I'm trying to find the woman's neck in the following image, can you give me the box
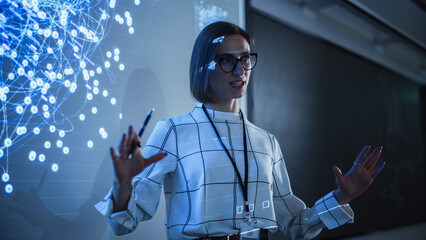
[204,100,239,113]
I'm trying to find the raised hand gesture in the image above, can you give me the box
[332,145,385,204]
[110,126,166,212]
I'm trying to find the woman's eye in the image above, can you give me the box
[220,56,233,63]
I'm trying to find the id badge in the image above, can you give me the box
[239,214,260,240]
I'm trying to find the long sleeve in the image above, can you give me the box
[271,136,354,240]
[94,120,178,235]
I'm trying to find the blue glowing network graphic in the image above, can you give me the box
[0,0,142,194]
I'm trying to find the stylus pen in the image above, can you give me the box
[128,108,154,158]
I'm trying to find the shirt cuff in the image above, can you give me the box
[314,191,354,229]
[94,188,138,231]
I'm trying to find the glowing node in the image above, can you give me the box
[79,114,86,121]
[52,164,59,172]
[87,140,94,148]
[64,80,71,87]
[0,149,3,158]
[58,39,64,45]
[114,48,120,55]
[103,90,108,97]
[2,173,9,182]
[39,154,46,162]
[29,151,37,161]
[111,98,116,105]
[34,127,40,135]
[129,27,134,34]
[63,147,69,154]
[119,64,125,71]
[114,55,119,62]
[44,112,50,118]
[92,107,98,114]
[47,47,53,54]
[47,64,53,70]
[73,46,79,52]
[37,78,44,86]
[52,31,59,39]
[44,29,52,38]
[41,88,48,94]
[106,51,112,58]
[119,113,122,119]
[56,140,63,148]
[71,29,77,37]
[8,73,15,80]
[80,61,86,69]
[16,106,24,114]
[96,67,102,74]
[5,184,13,194]
[28,70,34,77]
[24,97,32,105]
[11,51,17,58]
[42,104,49,111]
[44,83,50,90]
[44,141,51,149]
[22,60,28,66]
[93,80,99,86]
[49,96,56,104]
[87,93,93,100]
[93,87,99,95]
[33,55,39,61]
[17,67,25,76]
[104,61,110,68]
[49,125,56,133]
[135,0,140,5]
[17,126,27,135]
[89,70,95,77]
[4,138,12,147]
[59,130,65,137]
[57,73,63,79]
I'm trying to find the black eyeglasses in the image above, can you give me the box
[215,53,258,73]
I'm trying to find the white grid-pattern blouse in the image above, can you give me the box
[96,106,353,239]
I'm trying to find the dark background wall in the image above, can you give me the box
[247,10,426,239]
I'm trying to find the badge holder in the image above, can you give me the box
[239,213,260,240]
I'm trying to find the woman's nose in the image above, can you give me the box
[233,62,245,76]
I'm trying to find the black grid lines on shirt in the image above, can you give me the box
[314,194,340,226]
[225,119,239,230]
[189,112,210,236]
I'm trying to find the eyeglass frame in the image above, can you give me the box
[214,53,259,73]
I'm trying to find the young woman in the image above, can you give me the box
[96,21,384,240]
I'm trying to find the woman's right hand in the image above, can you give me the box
[110,126,167,184]
[110,126,166,212]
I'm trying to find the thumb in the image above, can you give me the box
[332,165,344,182]
[145,152,167,166]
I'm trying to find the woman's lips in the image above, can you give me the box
[230,81,245,89]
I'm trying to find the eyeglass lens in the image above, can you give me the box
[218,54,257,72]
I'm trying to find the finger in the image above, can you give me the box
[144,153,167,167]
[110,147,118,161]
[371,161,385,179]
[119,134,127,154]
[126,126,134,150]
[332,165,344,182]
[355,145,371,166]
[364,146,383,171]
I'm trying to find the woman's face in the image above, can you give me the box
[208,34,251,104]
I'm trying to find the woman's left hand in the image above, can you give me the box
[332,145,385,205]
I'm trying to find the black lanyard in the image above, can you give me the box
[202,104,250,213]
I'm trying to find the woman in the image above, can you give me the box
[96,21,384,240]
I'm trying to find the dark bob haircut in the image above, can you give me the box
[189,21,254,103]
